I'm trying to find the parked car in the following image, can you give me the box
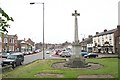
[58,51,63,56]
[34,49,41,53]
[28,51,33,54]
[1,52,24,68]
[84,53,98,58]
[1,52,13,58]
[22,52,27,55]
[55,50,62,55]
[80,52,88,57]
[60,51,71,57]
[46,51,50,54]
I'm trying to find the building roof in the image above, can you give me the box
[21,41,26,44]
[3,34,17,38]
[26,38,35,46]
[18,40,23,43]
[94,28,117,37]
[80,37,93,44]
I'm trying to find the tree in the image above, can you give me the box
[0,7,14,33]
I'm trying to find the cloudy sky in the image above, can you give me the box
[0,0,119,44]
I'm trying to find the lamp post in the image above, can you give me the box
[30,2,45,59]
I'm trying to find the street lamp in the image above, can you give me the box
[30,2,45,59]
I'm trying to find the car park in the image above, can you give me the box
[1,52,24,68]
[84,53,98,58]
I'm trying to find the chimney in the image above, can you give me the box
[117,25,120,35]
[24,38,25,41]
[82,38,84,41]
[96,32,99,34]
[117,25,120,30]
[104,29,107,32]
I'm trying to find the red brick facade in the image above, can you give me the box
[114,25,120,54]
[2,34,18,52]
[117,25,120,54]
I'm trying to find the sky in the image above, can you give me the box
[0,0,119,44]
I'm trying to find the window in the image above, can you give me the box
[9,39,12,43]
[102,36,104,40]
[9,38,14,43]
[9,46,14,51]
[4,38,8,43]
[94,39,96,43]
[106,35,107,39]
[12,39,14,43]
[94,41,96,44]
[98,38,100,42]
[102,40,104,45]
[109,34,112,40]
[109,40,112,45]
[101,36,103,45]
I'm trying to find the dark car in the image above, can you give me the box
[1,52,24,68]
[80,52,88,57]
[84,53,98,58]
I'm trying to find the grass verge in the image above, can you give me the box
[2,58,118,79]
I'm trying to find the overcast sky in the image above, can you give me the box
[0,0,119,44]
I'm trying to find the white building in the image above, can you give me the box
[87,43,93,52]
[80,35,93,52]
[93,29,117,53]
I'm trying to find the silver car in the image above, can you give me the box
[60,51,71,57]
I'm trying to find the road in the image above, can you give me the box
[23,51,54,65]
[0,51,55,73]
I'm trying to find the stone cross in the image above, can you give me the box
[72,10,81,58]
[72,10,80,42]
[65,10,85,68]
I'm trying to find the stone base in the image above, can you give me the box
[64,58,87,68]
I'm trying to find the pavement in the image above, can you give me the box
[97,53,118,58]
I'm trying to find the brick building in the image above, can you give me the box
[114,25,120,54]
[2,34,18,52]
[18,38,35,52]
[118,26,120,54]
